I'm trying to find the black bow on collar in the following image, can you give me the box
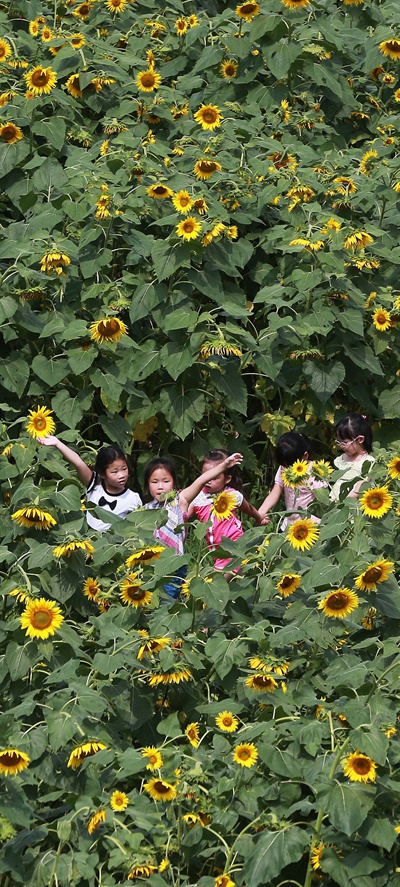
[98,496,117,510]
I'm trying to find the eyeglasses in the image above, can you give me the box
[335,438,360,447]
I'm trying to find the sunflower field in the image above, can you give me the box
[1,0,400,884]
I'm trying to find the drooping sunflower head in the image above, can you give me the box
[40,251,71,275]
[215,711,239,732]
[125,546,164,568]
[359,486,393,519]
[193,104,222,131]
[235,1,261,21]
[286,518,319,551]
[53,539,94,558]
[193,159,222,180]
[110,790,129,810]
[136,69,162,92]
[144,778,176,801]
[0,123,23,144]
[148,668,192,686]
[20,598,64,639]
[87,809,106,834]
[317,588,359,619]
[89,317,128,344]
[67,740,107,769]
[66,73,83,98]
[0,748,30,777]
[245,673,278,692]
[276,573,301,597]
[137,636,171,660]
[311,459,333,480]
[12,506,56,530]
[72,2,92,18]
[147,183,173,199]
[379,39,400,60]
[26,405,55,438]
[128,864,158,880]
[354,559,394,592]
[232,742,258,768]
[342,750,377,782]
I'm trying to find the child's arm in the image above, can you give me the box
[240,497,264,525]
[37,436,93,486]
[258,483,283,522]
[180,453,243,515]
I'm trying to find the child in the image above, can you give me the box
[258,432,327,528]
[144,452,244,594]
[38,436,142,531]
[330,414,374,501]
[187,448,262,571]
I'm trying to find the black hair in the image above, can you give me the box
[143,456,178,492]
[276,432,312,468]
[94,444,127,475]
[202,448,243,492]
[334,414,373,453]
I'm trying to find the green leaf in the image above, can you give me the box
[318,783,375,836]
[0,356,29,397]
[379,387,400,418]
[160,388,205,440]
[31,158,68,192]
[244,827,307,887]
[303,360,346,403]
[32,119,66,152]
[264,42,301,79]
[32,356,69,387]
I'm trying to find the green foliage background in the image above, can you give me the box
[0,0,400,884]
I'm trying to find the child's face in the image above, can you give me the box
[102,458,129,493]
[148,467,175,500]
[202,461,230,494]
[336,435,365,456]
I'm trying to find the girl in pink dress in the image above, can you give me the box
[258,432,327,529]
[188,449,262,571]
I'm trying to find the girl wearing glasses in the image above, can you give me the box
[331,414,374,501]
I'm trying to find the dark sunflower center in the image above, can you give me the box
[328,593,347,610]
[127,587,143,600]
[242,3,257,11]
[32,609,53,629]
[155,781,168,793]
[142,73,156,87]
[223,717,232,726]
[353,758,371,774]
[32,70,49,86]
[239,748,251,760]
[183,221,195,232]
[281,577,294,589]
[203,109,217,123]
[180,196,190,206]
[153,187,168,196]
[364,567,381,582]
[34,416,47,430]
[368,494,383,508]
[294,526,308,539]
[98,319,119,336]
[2,126,16,140]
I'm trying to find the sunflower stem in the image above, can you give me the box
[303,737,350,887]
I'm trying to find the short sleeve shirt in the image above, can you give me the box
[275,464,327,528]
[86,472,142,531]
[330,454,374,501]
[145,495,187,555]
[191,486,244,551]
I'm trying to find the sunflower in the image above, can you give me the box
[354,559,394,592]
[136,69,162,93]
[0,123,23,144]
[148,668,192,686]
[310,843,325,870]
[20,598,64,639]
[68,33,86,49]
[26,405,55,438]
[286,518,319,551]
[125,546,164,568]
[312,460,333,480]
[318,588,359,619]
[379,39,400,60]
[0,90,16,107]
[41,26,53,41]
[120,581,152,609]
[193,197,208,214]
[40,251,71,275]
[137,637,171,659]
[0,749,30,777]
[215,711,239,732]
[220,59,238,79]
[276,573,301,597]
[144,778,176,802]
[147,183,173,199]
[105,0,127,10]
[359,486,393,519]
[210,490,238,521]
[194,159,222,180]
[372,307,392,331]
[245,674,278,692]
[194,104,222,131]
[12,506,56,530]
[388,456,400,479]
[89,317,128,344]
[281,459,309,488]
[343,231,374,250]
[87,809,106,834]
[175,17,188,35]
[72,2,92,18]
[142,747,164,770]
[128,864,157,880]
[29,19,40,36]
[185,723,200,748]
[25,66,57,95]
[83,577,101,599]
[53,539,94,558]
[172,190,194,214]
[215,877,235,887]
[232,742,258,768]
[67,740,107,769]
[0,38,12,61]
[236,1,260,21]
[281,0,310,7]
[110,790,129,811]
[359,149,378,176]
[176,217,202,241]
[342,750,377,783]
